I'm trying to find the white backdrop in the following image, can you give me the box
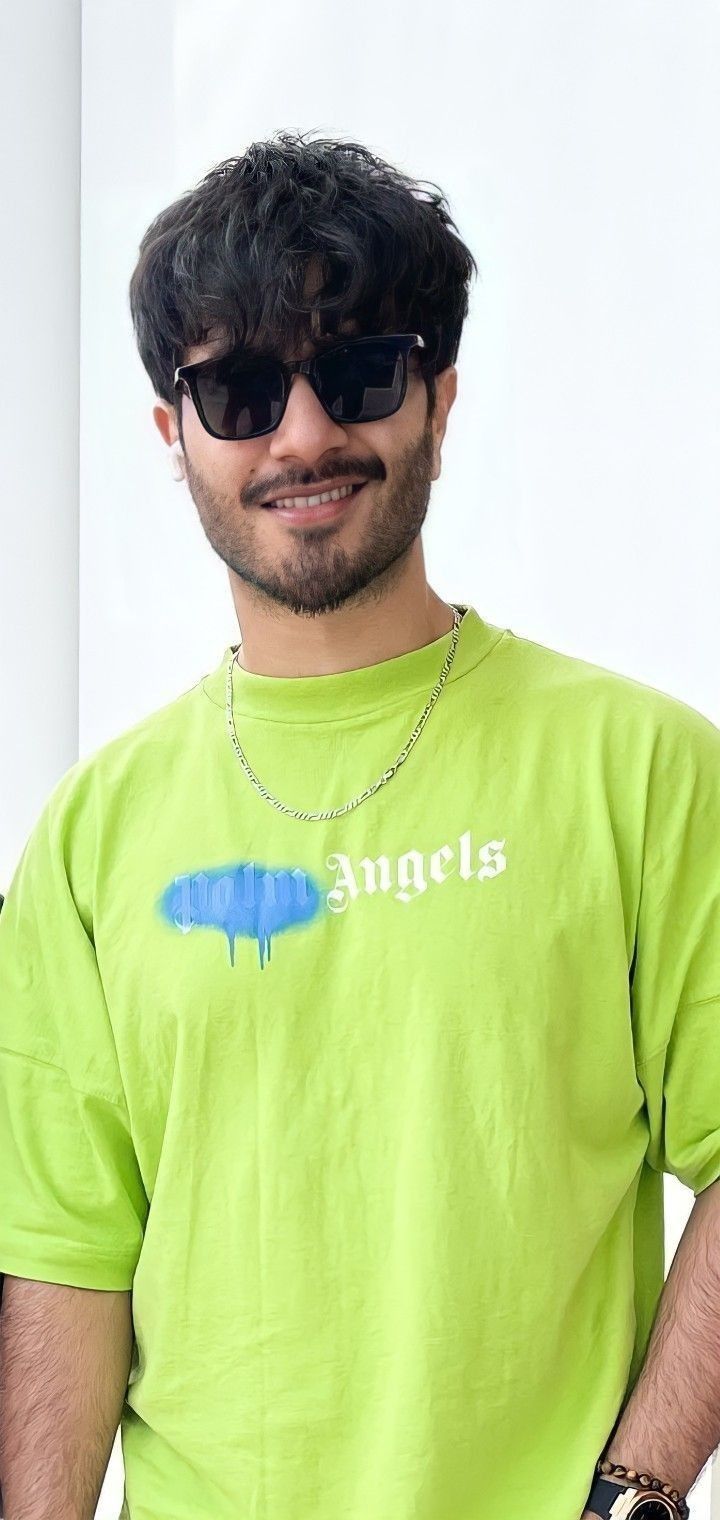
[1,1,719,1515]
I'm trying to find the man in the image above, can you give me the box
[0,130,718,1520]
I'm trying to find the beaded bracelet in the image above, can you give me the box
[597,1458,690,1518]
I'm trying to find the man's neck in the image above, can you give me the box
[232,591,456,680]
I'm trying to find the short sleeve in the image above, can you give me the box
[631,699,720,1197]
[0,776,148,1289]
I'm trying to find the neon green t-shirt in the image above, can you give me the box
[1,604,719,1520]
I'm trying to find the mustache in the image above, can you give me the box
[248,464,383,505]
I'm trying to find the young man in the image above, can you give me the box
[1,131,718,1520]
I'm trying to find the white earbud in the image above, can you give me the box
[169,441,186,481]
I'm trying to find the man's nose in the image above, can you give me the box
[267,372,348,457]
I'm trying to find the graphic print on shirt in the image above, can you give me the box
[156,828,507,970]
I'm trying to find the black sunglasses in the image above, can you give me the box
[173,332,427,442]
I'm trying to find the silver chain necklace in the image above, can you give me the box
[224,603,468,822]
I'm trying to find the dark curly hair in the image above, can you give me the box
[128,129,479,438]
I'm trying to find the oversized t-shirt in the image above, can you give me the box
[1,603,719,1520]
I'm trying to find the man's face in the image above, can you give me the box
[153,319,457,618]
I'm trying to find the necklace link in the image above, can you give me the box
[224,604,467,822]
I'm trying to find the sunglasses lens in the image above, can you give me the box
[193,340,409,440]
[317,341,405,422]
[195,355,286,440]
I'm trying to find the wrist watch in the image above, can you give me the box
[586,1473,686,1517]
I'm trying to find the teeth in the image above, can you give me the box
[269,483,358,509]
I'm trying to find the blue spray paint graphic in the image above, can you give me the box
[157,861,323,969]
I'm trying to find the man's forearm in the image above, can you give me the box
[602,1176,720,1499]
[0,1276,133,1520]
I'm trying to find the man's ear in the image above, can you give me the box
[436,364,458,423]
[152,400,179,448]
[430,365,458,478]
[152,401,186,480]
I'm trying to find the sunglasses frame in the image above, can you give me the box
[173,332,428,441]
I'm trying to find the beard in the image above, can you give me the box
[182,418,436,619]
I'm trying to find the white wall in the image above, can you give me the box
[2,1,719,1515]
[0,0,81,883]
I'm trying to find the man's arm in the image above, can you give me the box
[582,1175,720,1517]
[0,1275,133,1520]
